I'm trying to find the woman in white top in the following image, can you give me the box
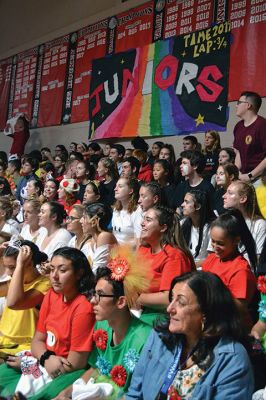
[36,201,72,259]
[112,177,142,247]
[67,204,91,253]
[20,199,47,243]
[80,202,117,274]
[223,180,266,257]
[181,190,216,266]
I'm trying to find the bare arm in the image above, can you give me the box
[96,231,117,247]
[234,149,242,170]
[6,246,44,309]
[250,320,266,340]
[32,330,89,377]
[248,157,266,179]
[137,291,169,309]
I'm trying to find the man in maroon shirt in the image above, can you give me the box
[233,91,266,182]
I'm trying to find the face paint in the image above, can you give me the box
[182,164,189,175]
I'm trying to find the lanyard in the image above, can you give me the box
[160,342,183,395]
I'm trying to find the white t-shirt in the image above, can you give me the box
[83,242,111,274]
[112,206,143,246]
[189,224,210,262]
[36,228,72,259]
[1,222,19,236]
[20,224,47,244]
[245,218,266,255]
[181,220,210,262]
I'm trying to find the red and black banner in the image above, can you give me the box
[11,47,38,121]
[7,57,17,120]
[70,20,108,123]
[114,2,154,52]
[162,0,215,39]
[38,35,70,127]
[0,57,12,130]
[228,0,266,100]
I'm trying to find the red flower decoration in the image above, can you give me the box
[93,329,108,351]
[258,276,266,294]
[108,257,129,281]
[63,181,69,188]
[168,386,182,400]
[110,365,127,387]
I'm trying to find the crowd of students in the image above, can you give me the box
[0,95,266,398]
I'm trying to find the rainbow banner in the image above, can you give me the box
[89,23,230,139]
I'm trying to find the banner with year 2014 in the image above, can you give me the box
[10,47,38,121]
[228,0,266,100]
[88,22,230,139]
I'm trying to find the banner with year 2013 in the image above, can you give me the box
[11,47,38,121]
[88,22,230,139]
[228,0,266,100]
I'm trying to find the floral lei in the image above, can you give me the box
[93,329,139,387]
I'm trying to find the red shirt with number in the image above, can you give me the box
[37,288,95,357]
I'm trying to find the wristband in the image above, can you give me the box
[39,350,56,367]
[248,172,253,180]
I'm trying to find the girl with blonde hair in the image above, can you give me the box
[223,180,266,256]
[21,199,47,243]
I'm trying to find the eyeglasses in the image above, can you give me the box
[66,216,79,222]
[236,100,249,105]
[90,289,117,302]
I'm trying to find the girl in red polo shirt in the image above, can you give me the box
[202,210,258,330]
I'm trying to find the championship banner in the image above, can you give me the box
[163,0,215,39]
[11,47,38,121]
[0,57,12,130]
[114,2,154,53]
[228,0,266,100]
[70,20,108,123]
[61,32,77,124]
[89,22,230,139]
[38,35,70,127]
[7,57,17,121]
